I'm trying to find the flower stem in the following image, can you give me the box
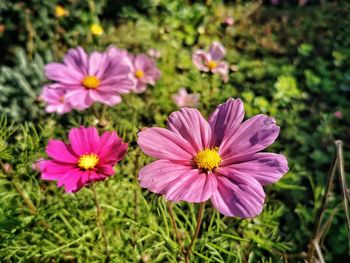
[166,201,185,254]
[335,140,350,254]
[99,105,107,127]
[184,202,206,263]
[91,184,110,262]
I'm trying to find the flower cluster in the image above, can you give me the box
[38,41,288,219]
[41,46,161,114]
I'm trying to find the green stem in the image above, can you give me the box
[167,201,185,254]
[184,202,206,263]
[91,184,110,262]
[98,105,108,128]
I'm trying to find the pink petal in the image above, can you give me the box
[192,50,210,72]
[134,54,152,71]
[164,170,217,203]
[212,61,229,83]
[139,159,217,203]
[41,87,73,114]
[106,46,129,58]
[221,153,288,185]
[139,159,192,193]
[167,108,211,152]
[88,51,105,77]
[87,90,122,106]
[209,42,226,61]
[133,81,147,93]
[63,46,88,76]
[46,140,78,163]
[219,114,280,160]
[96,164,115,176]
[99,137,128,165]
[58,168,85,193]
[88,171,107,183]
[97,131,120,152]
[211,169,265,217]
[65,89,92,110]
[100,58,132,81]
[100,77,135,94]
[45,63,83,84]
[137,127,196,161]
[209,98,244,147]
[40,160,74,180]
[68,127,100,155]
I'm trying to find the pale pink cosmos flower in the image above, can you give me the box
[129,54,161,93]
[192,42,229,83]
[39,126,128,193]
[137,98,288,218]
[2,163,12,173]
[172,88,200,108]
[40,86,73,114]
[223,17,234,26]
[106,45,129,59]
[334,111,343,119]
[44,46,135,110]
[147,48,161,59]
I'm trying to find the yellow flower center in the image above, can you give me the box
[90,24,104,36]
[55,5,67,17]
[194,148,221,171]
[78,153,99,170]
[135,69,144,79]
[82,76,100,89]
[207,60,218,70]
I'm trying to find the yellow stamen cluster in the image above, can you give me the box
[206,60,218,70]
[135,69,145,79]
[78,153,99,170]
[82,76,100,89]
[194,148,221,171]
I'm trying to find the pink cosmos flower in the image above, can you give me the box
[39,126,128,193]
[129,54,161,93]
[334,111,343,119]
[44,46,135,110]
[172,88,200,108]
[192,42,229,83]
[40,86,73,114]
[223,17,234,26]
[137,98,288,218]
[2,163,12,173]
[147,48,161,59]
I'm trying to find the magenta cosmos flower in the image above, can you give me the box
[192,41,229,83]
[128,54,161,93]
[137,98,288,218]
[40,86,73,114]
[39,126,128,193]
[44,46,135,110]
